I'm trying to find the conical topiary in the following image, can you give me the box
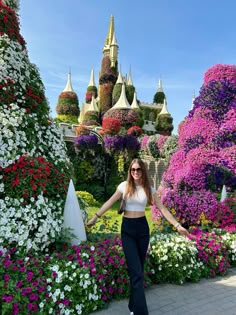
[0,0,72,251]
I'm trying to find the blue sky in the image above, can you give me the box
[19,0,236,134]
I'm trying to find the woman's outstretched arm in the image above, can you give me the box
[153,192,189,236]
[86,189,122,226]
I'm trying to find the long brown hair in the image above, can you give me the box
[126,158,152,205]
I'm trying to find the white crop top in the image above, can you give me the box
[117,181,156,212]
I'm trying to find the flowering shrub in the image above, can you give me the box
[2,155,69,200]
[0,2,71,251]
[99,83,114,113]
[76,191,99,207]
[147,135,160,159]
[104,135,124,153]
[141,136,150,151]
[127,126,143,137]
[75,125,89,136]
[74,134,99,151]
[1,229,236,314]
[191,230,230,277]
[190,80,236,122]
[204,64,236,88]
[104,108,140,128]
[124,134,140,153]
[0,1,25,47]
[160,135,178,161]
[157,64,236,226]
[102,117,121,135]
[149,233,202,284]
[56,91,80,117]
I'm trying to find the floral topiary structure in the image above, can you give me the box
[156,64,236,227]
[0,0,71,251]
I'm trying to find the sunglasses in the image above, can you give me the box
[131,167,142,173]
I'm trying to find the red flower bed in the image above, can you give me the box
[0,1,26,48]
[102,117,121,135]
[2,155,70,201]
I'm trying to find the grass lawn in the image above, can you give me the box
[87,201,155,234]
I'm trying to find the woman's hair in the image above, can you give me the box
[126,158,153,205]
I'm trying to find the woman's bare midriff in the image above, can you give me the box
[124,210,145,218]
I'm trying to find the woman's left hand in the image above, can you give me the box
[177,225,189,237]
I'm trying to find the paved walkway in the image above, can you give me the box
[92,268,236,315]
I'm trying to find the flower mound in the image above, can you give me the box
[0,1,71,251]
[204,64,236,89]
[155,64,236,226]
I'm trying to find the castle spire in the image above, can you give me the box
[88,69,96,87]
[110,31,118,67]
[127,66,133,86]
[159,98,169,115]
[103,15,115,56]
[157,78,163,92]
[112,83,130,109]
[105,15,114,46]
[131,91,139,109]
[116,69,123,84]
[87,95,99,112]
[63,71,74,92]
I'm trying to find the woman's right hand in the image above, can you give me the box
[86,216,98,227]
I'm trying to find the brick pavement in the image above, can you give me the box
[91,268,236,315]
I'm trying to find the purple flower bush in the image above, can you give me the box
[124,134,140,152]
[104,135,125,152]
[104,135,140,154]
[74,134,99,150]
[155,64,236,227]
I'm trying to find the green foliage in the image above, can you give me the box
[155,114,174,135]
[125,85,135,104]
[76,191,99,207]
[162,135,178,161]
[87,185,105,201]
[147,134,160,159]
[142,107,160,121]
[153,91,165,104]
[56,103,80,116]
[87,85,98,93]
[112,83,122,104]
[56,114,79,124]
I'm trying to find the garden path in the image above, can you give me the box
[91,268,236,315]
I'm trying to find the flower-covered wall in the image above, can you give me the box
[157,64,236,227]
[0,0,71,251]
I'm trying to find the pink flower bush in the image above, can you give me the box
[204,64,236,89]
[140,135,150,152]
[156,64,236,226]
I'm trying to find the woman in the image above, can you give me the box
[87,158,188,315]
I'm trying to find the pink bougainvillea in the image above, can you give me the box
[204,64,236,88]
[156,64,236,227]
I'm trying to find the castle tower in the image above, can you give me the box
[56,71,80,123]
[99,15,118,114]
[153,78,166,104]
[85,68,98,103]
[155,97,173,136]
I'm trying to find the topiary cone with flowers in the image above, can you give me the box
[154,64,236,228]
[0,0,71,251]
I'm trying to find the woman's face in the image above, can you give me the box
[130,162,142,182]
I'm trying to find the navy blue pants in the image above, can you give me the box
[121,216,150,315]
